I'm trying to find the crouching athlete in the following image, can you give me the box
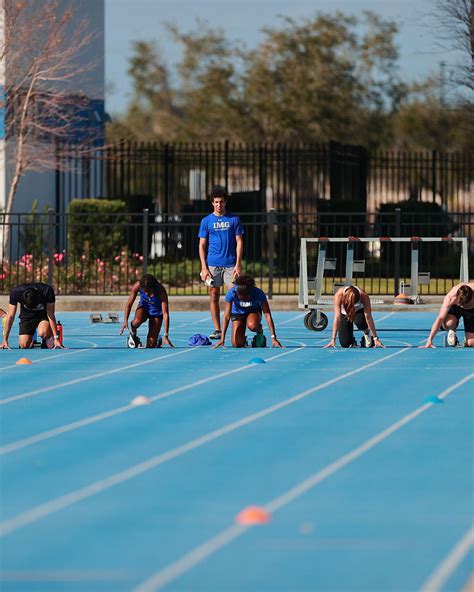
[213,275,282,348]
[422,282,474,348]
[1,282,64,350]
[324,285,384,348]
[120,274,174,348]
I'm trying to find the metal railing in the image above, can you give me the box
[55,142,474,214]
[1,211,472,296]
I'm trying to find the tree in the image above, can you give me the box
[111,12,407,147]
[0,0,99,236]
[429,0,473,93]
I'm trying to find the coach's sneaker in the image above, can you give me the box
[360,334,374,348]
[252,333,267,348]
[446,329,458,347]
[127,331,141,348]
[209,329,222,340]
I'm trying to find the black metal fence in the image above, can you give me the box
[56,142,473,215]
[1,211,472,297]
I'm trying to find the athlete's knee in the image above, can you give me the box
[442,315,458,330]
[339,336,355,348]
[247,321,261,332]
[232,335,246,348]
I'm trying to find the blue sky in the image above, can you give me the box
[105,0,460,114]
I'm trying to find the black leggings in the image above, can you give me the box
[339,309,368,348]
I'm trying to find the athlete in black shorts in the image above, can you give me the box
[423,283,474,347]
[1,282,64,350]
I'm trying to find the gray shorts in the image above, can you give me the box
[208,266,236,288]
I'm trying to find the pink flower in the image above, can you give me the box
[114,255,121,262]
[112,274,118,282]
[139,255,144,262]
[76,272,82,278]
[0,273,6,280]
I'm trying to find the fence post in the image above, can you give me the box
[267,208,276,299]
[163,143,169,213]
[142,209,149,275]
[394,207,401,296]
[224,139,229,191]
[47,209,55,286]
[432,149,437,203]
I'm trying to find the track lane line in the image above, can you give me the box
[419,525,474,592]
[0,340,312,455]
[0,348,199,405]
[133,372,474,592]
[0,347,410,537]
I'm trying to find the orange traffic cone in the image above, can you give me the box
[16,357,33,365]
[394,292,411,305]
[235,506,271,525]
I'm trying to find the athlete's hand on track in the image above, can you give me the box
[1,339,10,350]
[419,341,436,348]
[212,339,226,349]
[271,338,283,348]
[119,322,128,335]
[374,338,385,348]
[53,337,65,349]
[163,336,174,348]
[323,339,336,349]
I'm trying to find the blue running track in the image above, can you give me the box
[0,312,472,592]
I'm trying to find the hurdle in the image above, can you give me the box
[299,236,469,331]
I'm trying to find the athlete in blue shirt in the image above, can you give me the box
[213,275,282,348]
[120,274,174,348]
[198,186,244,339]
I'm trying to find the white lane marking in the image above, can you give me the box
[277,313,306,326]
[0,334,126,372]
[419,525,474,592]
[0,347,410,537]
[175,316,211,329]
[0,341,313,455]
[0,348,198,406]
[133,372,474,592]
[375,312,395,323]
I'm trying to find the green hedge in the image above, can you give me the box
[68,199,129,260]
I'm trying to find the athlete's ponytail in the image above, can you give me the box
[342,286,360,323]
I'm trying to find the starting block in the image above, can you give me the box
[90,313,120,324]
[103,313,120,324]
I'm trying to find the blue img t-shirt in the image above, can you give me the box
[225,286,267,315]
[198,212,244,267]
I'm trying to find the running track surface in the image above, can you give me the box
[0,312,472,592]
